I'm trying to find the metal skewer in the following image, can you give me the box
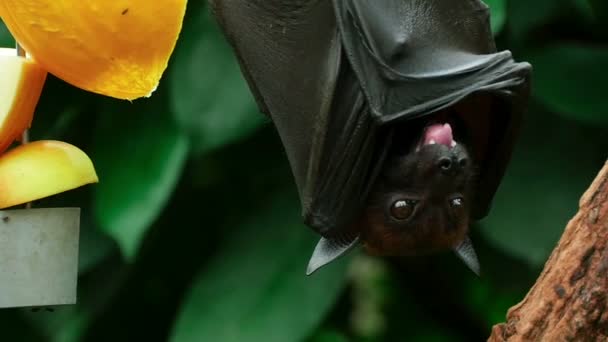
[16,42,32,209]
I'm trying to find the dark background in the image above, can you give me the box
[1,0,607,341]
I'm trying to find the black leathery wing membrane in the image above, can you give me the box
[209,0,531,274]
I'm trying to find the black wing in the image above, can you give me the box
[209,0,386,238]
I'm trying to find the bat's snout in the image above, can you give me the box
[436,149,469,176]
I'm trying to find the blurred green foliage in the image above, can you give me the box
[0,0,606,341]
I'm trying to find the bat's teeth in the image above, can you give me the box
[429,139,436,145]
[451,141,457,148]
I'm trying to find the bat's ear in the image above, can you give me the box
[306,235,359,275]
[453,236,480,276]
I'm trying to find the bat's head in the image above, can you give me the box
[307,117,481,276]
[361,121,475,256]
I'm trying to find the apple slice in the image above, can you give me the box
[0,48,47,154]
[0,140,98,208]
[0,0,186,100]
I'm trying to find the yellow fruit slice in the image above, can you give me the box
[0,0,187,100]
[0,140,99,208]
[0,48,46,154]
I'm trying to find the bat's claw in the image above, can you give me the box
[307,235,359,275]
[453,235,480,276]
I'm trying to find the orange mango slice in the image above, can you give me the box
[0,0,187,100]
[0,140,99,208]
[0,48,46,154]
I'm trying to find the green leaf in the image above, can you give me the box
[93,93,189,260]
[479,108,602,267]
[482,0,507,35]
[573,0,595,18]
[507,0,567,40]
[589,0,608,20]
[171,192,349,342]
[526,44,608,125]
[0,20,13,47]
[464,277,524,328]
[78,215,115,274]
[169,5,265,156]
[308,330,349,342]
[26,307,91,342]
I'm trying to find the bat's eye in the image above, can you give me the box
[450,197,464,207]
[390,199,417,220]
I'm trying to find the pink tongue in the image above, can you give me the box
[423,123,454,147]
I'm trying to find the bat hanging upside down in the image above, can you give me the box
[209,0,531,275]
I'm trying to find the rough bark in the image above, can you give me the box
[488,161,608,341]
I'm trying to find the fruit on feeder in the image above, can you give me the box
[0,140,99,208]
[0,0,187,100]
[0,48,46,154]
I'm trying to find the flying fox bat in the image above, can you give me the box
[209,0,531,275]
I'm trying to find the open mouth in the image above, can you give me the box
[416,122,457,152]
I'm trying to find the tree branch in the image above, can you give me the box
[489,161,608,341]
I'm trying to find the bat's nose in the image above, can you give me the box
[438,157,452,171]
[437,155,469,174]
